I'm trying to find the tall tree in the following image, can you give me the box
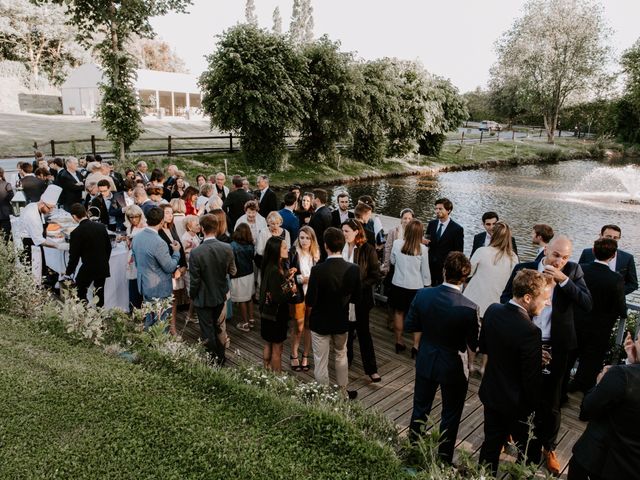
[289,0,314,44]
[491,0,610,143]
[245,0,258,26]
[272,7,282,34]
[128,36,187,72]
[46,0,192,161]
[199,24,308,170]
[615,39,640,143]
[0,0,83,86]
[297,36,363,163]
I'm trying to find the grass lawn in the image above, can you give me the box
[0,315,405,479]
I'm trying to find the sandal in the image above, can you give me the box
[290,355,302,372]
[236,322,251,332]
[301,354,311,372]
[369,373,382,383]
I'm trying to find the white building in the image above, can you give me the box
[60,63,203,118]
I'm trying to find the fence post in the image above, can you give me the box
[461,131,465,144]
[168,135,172,156]
[91,135,96,156]
[558,129,562,137]
[539,129,543,137]
[496,130,500,142]
[229,133,233,153]
[480,131,483,144]
[512,130,515,141]
[50,140,55,157]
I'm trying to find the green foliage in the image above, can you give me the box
[418,133,446,157]
[615,39,640,144]
[297,36,362,164]
[289,0,314,45]
[491,0,611,143]
[351,59,402,164]
[462,87,494,122]
[559,98,616,136]
[47,0,192,159]
[199,24,309,170]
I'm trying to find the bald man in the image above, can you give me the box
[500,235,592,474]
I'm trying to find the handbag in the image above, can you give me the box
[259,291,279,321]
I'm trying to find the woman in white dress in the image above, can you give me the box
[463,221,519,373]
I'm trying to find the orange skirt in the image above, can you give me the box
[290,302,306,320]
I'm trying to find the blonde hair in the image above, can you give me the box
[489,221,516,265]
[266,211,283,226]
[184,215,199,231]
[169,198,186,215]
[294,226,320,262]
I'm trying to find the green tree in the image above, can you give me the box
[351,59,402,165]
[289,0,314,45]
[0,0,84,86]
[128,36,188,73]
[199,25,308,170]
[46,0,192,161]
[491,0,611,143]
[272,7,282,34]
[616,39,640,143]
[462,87,493,122]
[297,36,362,163]
[245,0,258,26]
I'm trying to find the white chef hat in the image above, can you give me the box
[40,185,62,206]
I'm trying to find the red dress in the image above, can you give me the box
[185,200,196,216]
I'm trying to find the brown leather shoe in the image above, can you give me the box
[544,449,560,475]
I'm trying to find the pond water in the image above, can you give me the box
[330,159,640,275]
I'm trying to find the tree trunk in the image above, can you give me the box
[543,114,555,144]
[109,2,126,162]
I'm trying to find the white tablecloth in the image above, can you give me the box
[41,242,130,312]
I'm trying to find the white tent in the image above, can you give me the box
[60,63,203,118]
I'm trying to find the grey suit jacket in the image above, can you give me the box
[189,237,237,308]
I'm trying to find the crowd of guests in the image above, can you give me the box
[5,152,640,479]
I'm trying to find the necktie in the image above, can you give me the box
[436,222,443,240]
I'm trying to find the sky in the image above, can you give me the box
[150,0,640,93]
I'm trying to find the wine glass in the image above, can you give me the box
[542,344,552,375]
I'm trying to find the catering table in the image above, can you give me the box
[39,242,130,312]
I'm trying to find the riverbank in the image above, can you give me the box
[143,136,617,189]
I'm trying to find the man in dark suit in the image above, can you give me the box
[55,157,85,212]
[331,191,354,228]
[65,203,112,307]
[531,223,554,263]
[569,238,627,394]
[307,227,361,399]
[578,224,638,296]
[354,203,375,246]
[425,198,464,286]
[20,163,47,204]
[102,159,124,192]
[479,269,552,475]
[470,211,518,258]
[189,214,237,365]
[91,179,126,231]
[500,235,592,474]
[222,176,254,230]
[569,360,640,480]
[405,252,479,464]
[309,188,333,261]
[278,192,300,240]
[255,174,278,218]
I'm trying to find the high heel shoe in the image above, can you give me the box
[290,355,302,372]
[369,373,382,383]
[411,347,418,359]
[395,343,407,354]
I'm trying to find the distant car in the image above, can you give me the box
[478,120,502,132]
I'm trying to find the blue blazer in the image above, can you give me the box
[278,208,300,241]
[578,247,638,296]
[405,285,479,385]
[131,228,180,300]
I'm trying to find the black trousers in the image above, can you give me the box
[409,373,467,465]
[570,327,611,393]
[567,456,604,480]
[429,261,444,286]
[195,304,226,365]
[76,278,106,308]
[479,405,540,476]
[347,302,378,375]
[535,346,569,451]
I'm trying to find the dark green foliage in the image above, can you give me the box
[199,24,309,170]
[615,40,640,144]
[418,133,446,157]
[297,36,362,164]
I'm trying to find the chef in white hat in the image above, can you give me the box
[20,184,64,264]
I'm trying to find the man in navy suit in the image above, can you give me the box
[578,224,638,296]
[425,198,464,286]
[478,269,552,475]
[531,223,554,263]
[470,211,518,258]
[500,235,592,474]
[277,192,300,241]
[405,252,479,464]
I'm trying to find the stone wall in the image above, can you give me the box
[18,94,62,114]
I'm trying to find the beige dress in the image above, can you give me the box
[463,246,518,317]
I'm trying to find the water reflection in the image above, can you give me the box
[332,160,640,267]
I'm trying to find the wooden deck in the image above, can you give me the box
[176,304,586,478]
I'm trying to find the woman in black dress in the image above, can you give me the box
[259,236,296,372]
